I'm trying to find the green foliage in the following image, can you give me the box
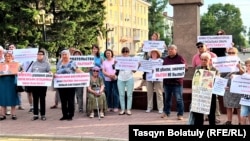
[148,0,170,44]
[0,0,105,56]
[200,3,246,48]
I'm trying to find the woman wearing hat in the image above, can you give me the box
[87,66,107,118]
[56,49,83,121]
[145,48,164,114]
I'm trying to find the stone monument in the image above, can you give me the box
[169,0,204,78]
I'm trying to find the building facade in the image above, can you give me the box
[99,0,151,55]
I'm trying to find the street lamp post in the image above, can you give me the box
[34,9,54,42]
[105,24,114,50]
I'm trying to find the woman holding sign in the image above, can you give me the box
[191,52,220,125]
[223,47,244,125]
[134,32,162,91]
[29,50,51,121]
[145,48,164,114]
[56,49,83,121]
[116,47,135,115]
[0,52,20,120]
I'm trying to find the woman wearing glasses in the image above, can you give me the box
[223,47,244,125]
[30,50,51,121]
[116,47,135,115]
[87,66,107,118]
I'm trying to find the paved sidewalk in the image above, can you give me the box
[0,88,232,141]
[0,72,232,141]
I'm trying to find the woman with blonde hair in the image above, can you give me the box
[223,47,244,125]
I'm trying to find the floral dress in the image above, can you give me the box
[87,77,107,115]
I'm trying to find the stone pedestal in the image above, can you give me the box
[169,0,204,65]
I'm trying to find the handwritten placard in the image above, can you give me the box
[212,76,228,96]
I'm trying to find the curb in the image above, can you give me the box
[0,134,128,141]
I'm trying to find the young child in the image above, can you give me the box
[240,58,250,125]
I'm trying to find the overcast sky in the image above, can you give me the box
[166,0,250,29]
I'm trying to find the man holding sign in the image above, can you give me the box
[161,44,187,120]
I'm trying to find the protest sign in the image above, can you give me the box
[197,35,232,48]
[54,73,90,88]
[0,62,20,75]
[152,64,185,79]
[191,69,216,114]
[70,55,95,67]
[115,57,139,71]
[212,56,240,73]
[212,76,228,96]
[17,72,53,86]
[230,74,250,95]
[143,41,165,52]
[138,59,163,72]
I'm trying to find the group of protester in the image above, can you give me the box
[0,29,250,125]
[189,29,250,125]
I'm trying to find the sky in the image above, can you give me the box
[166,0,250,29]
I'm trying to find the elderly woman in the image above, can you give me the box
[87,66,107,118]
[0,52,20,120]
[56,49,82,121]
[30,50,51,121]
[145,48,164,114]
[223,47,244,125]
[191,52,220,125]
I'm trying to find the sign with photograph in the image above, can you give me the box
[191,69,216,114]
[0,62,20,75]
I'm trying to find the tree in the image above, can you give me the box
[148,0,170,44]
[200,3,246,48]
[0,0,105,56]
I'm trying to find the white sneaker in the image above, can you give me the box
[158,111,163,114]
[89,112,94,118]
[145,109,151,113]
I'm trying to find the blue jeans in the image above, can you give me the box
[163,85,184,116]
[104,80,119,108]
[117,78,134,110]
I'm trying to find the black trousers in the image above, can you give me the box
[58,88,75,118]
[193,94,216,125]
[31,86,47,116]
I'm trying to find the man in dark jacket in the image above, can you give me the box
[161,44,188,120]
